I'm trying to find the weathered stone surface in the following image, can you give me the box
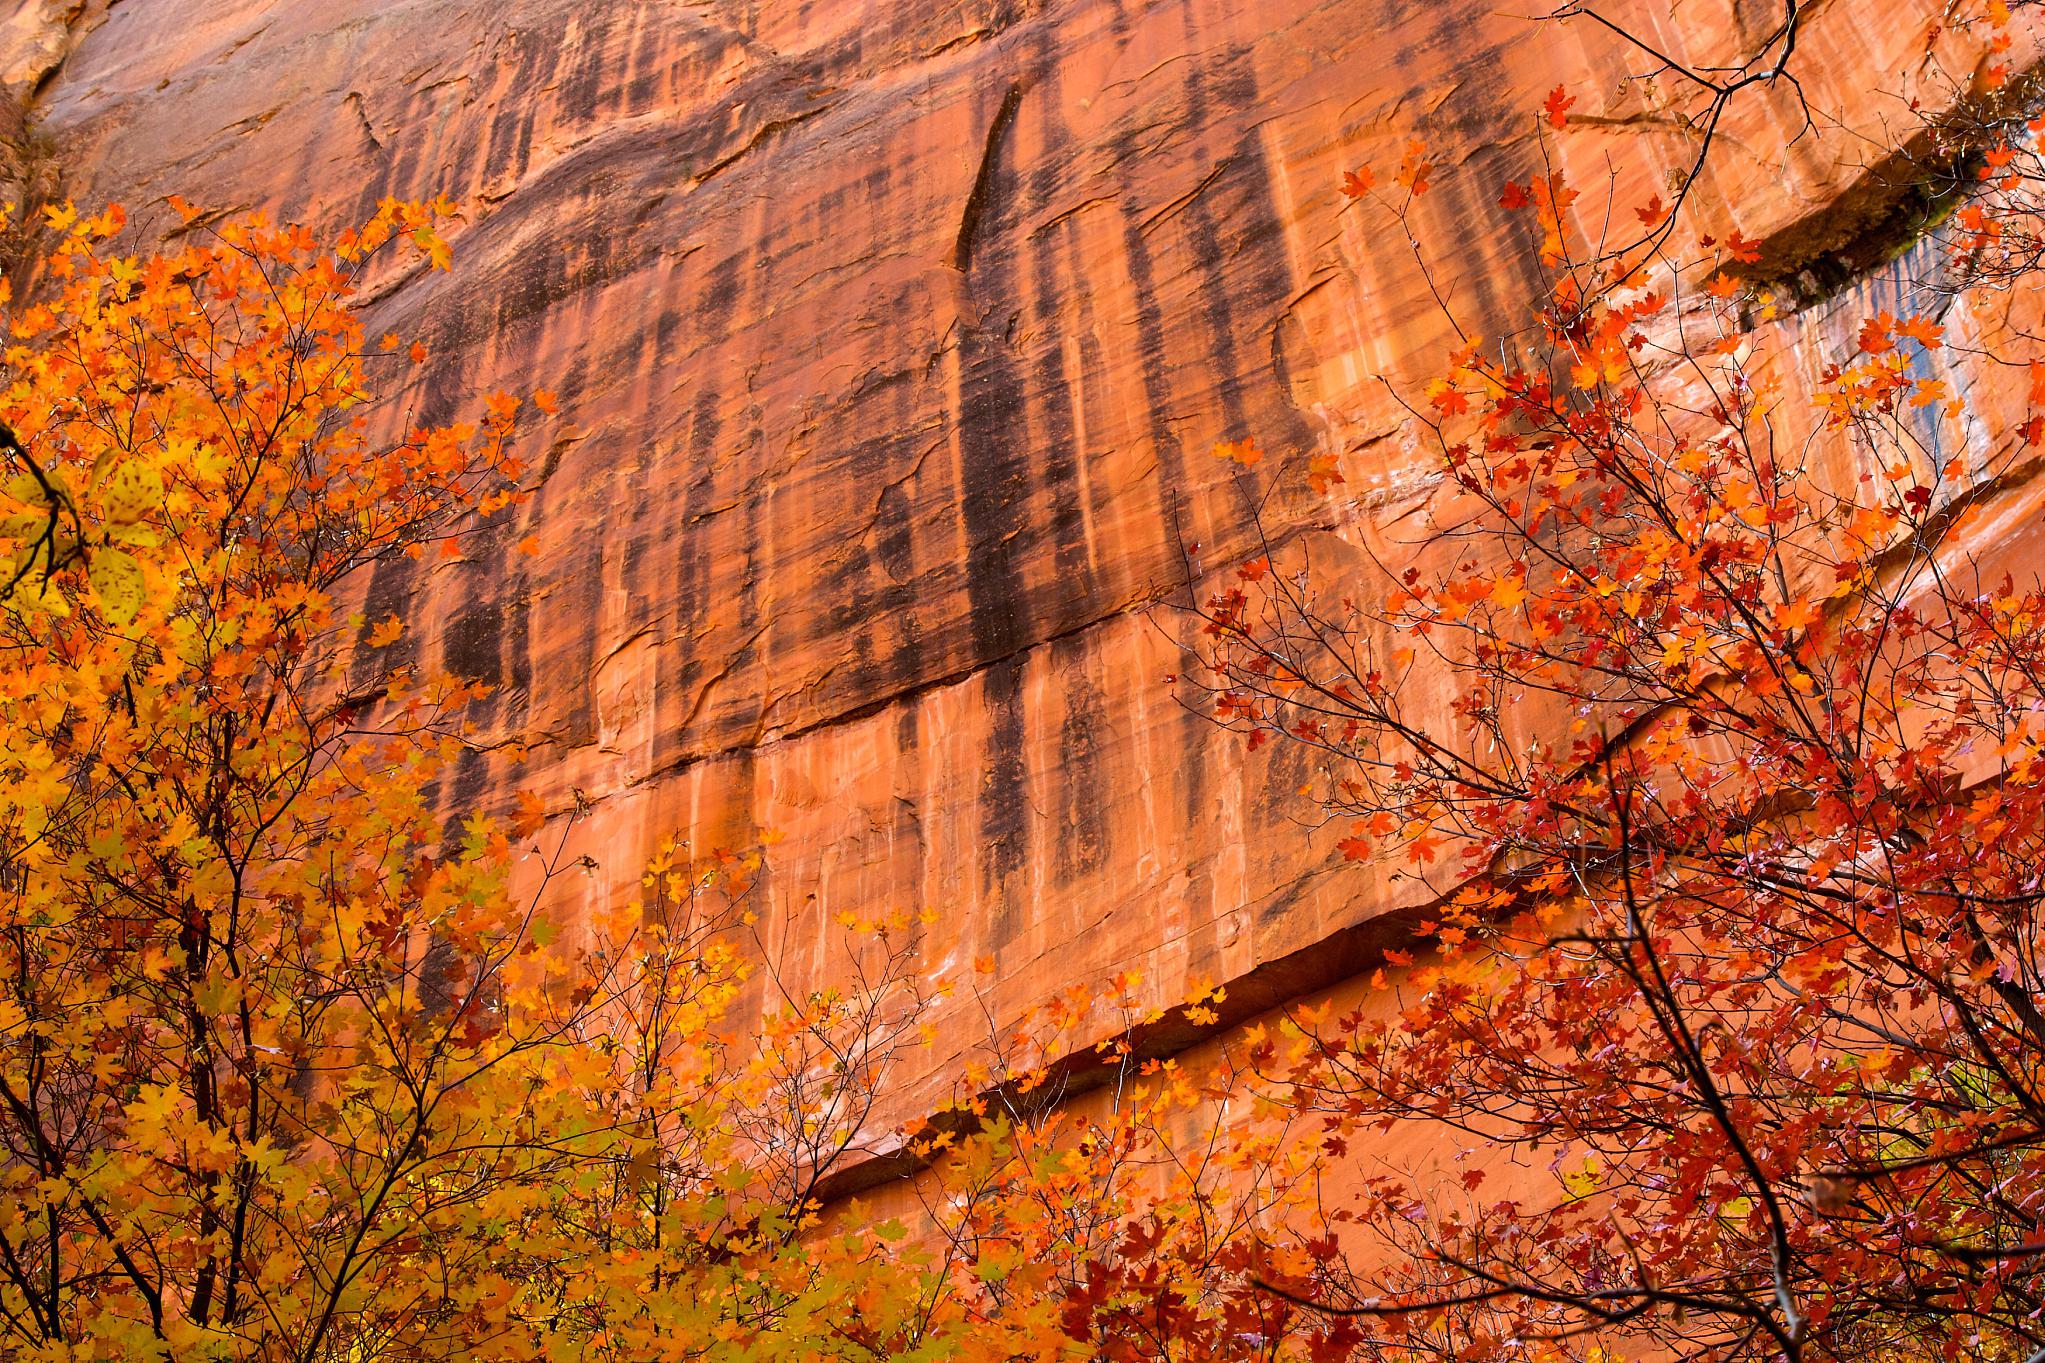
[9,0,2041,1129]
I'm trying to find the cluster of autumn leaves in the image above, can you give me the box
[6,6,2045,1358]
[1190,8,2045,1354]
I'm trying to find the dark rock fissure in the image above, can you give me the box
[950,81,1025,273]
[1734,64,2045,315]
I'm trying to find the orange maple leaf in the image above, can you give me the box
[512,790,549,838]
[1898,316,1944,349]
[1859,313,1898,354]
[1396,140,1435,197]
[1307,452,1345,495]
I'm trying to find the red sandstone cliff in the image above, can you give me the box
[3,0,2038,1136]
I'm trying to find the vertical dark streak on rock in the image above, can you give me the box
[444,599,505,689]
[654,246,742,772]
[951,81,1025,273]
[950,75,1036,938]
[1053,637,1107,883]
[1013,26,1107,888]
[848,366,927,721]
[980,653,1030,944]
[1156,16,1228,983]
[535,348,604,752]
[558,13,606,129]
[729,224,777,746]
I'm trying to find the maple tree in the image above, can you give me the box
[1191,7,2045,1359]
[0,196,972,1362]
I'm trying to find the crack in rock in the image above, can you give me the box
[950,80,1024,273]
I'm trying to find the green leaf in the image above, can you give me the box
[87,547,144,625]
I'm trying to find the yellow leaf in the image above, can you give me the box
[101,461,163,526]
[105,521,158,548]
[87,548,144,626]
[369,615,405,648]
[9,573,68,618]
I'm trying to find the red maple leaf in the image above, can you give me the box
[1543,85,1576,129]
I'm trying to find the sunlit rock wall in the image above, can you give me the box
[6,0,2039,1136]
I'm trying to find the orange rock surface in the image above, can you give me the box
[5,0,2039,1140]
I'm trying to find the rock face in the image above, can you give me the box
[8,1,2040,1128]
